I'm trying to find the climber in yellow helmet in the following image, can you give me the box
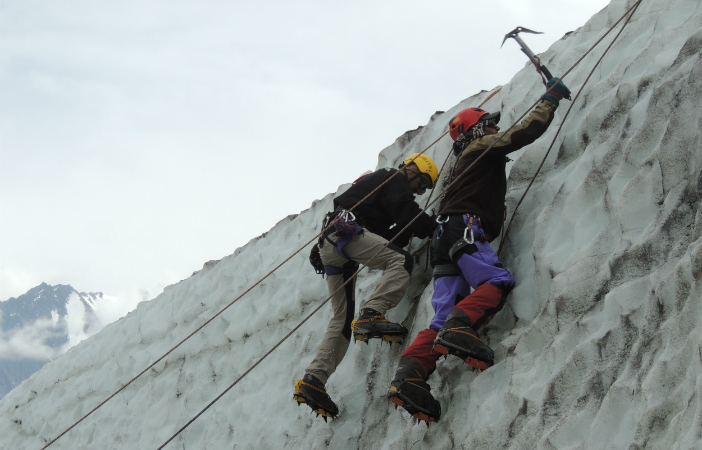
[294,153,439,421]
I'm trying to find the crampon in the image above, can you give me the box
[388,379,440,424]
[293,375,338,422]
[433,327,494,370]
[351,309,408,344]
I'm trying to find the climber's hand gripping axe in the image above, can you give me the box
[501,27,553,86]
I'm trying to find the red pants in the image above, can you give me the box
[402,283,503,377]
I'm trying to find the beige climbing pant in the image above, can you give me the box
[305,229,413,384]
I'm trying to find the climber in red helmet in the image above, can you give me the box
[388,78,571,423]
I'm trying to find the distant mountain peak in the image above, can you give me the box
[0,283,106,398]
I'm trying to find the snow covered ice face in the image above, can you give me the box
[2,0,702,448]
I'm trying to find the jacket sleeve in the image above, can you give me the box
[460,100,557,159]
[380,176,436,240]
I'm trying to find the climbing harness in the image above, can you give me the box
[318,209,364,274]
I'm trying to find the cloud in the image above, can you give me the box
[90,289,149,326]
[0,294,103,361]
[0,310,65,361]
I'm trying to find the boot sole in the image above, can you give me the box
[387,387,439,423]
[293,381,337,421]
[351,319,407,343]
[433,341,491,370]
[353,333,405,343]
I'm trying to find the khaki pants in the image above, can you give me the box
[305,230,413,384]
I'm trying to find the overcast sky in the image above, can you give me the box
[0,0,610,322]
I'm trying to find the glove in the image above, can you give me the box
[544,77,571,106]
[309,244,325,275]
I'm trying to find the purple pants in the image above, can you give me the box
[429,215,514,330]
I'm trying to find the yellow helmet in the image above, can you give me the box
[402,153,438,185]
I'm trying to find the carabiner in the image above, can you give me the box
[463,226,475,244]
[436,215,449,224]
[463,216,475,244]
[337,209,355,223]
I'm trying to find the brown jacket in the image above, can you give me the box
[439,100,557,239]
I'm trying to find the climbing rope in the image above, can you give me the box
[41,3,643,448]
[497,0,642,256]
[156,3,644,438]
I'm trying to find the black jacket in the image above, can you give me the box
[334,168,435,248]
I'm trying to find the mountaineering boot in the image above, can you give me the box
[388,357,441,423]
[433,309,494,370]
[351,308,408,343]
[293,374,338,421]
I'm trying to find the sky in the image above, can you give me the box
[0,0,610,323]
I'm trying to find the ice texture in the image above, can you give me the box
[1,0,701,448]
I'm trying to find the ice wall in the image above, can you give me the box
[1,0,701,448]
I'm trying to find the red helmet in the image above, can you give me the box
[448,108,500,141]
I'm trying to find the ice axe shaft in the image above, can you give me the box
[502,27,553,82]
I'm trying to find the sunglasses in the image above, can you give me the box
[482,119,498,129]
[417,174,433,194]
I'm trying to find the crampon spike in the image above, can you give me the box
[323,416,328,423]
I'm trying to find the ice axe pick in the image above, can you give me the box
[501,27,553,85]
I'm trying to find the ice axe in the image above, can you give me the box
[501,27,553,85]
